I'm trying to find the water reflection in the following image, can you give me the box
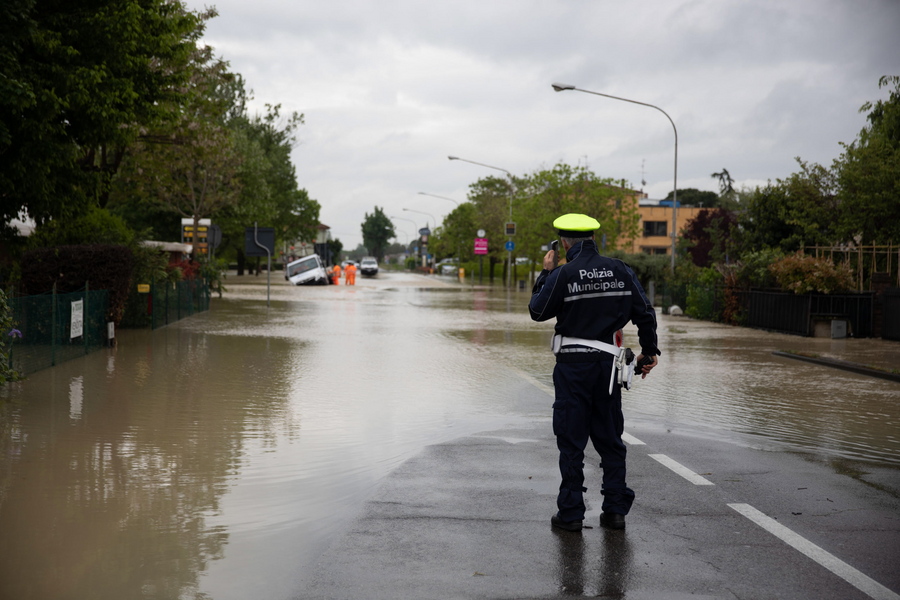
[0,326,297,600]
[552,528,633,597]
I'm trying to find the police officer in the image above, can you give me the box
[529,213,660,531]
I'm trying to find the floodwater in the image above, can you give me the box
[1,270,898,600]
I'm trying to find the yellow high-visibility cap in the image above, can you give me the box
[553,213,600,236]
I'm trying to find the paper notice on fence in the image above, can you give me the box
[71,300,84,339]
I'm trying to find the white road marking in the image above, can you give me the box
[622,432,645,445]
[728,503,900,600]
[513,368,555,397]
[649,454,714,485]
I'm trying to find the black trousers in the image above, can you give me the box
[552,359,635,522]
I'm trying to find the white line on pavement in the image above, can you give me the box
[648,454,715,485]
[512,368,555,397]
[728,503,900,600]
[622,432,645,445]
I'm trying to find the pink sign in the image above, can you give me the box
[474,238,488,255]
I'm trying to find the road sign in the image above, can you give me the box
[245,227,275,257]
[477,229,486,237]
[505,222,516,236]
[474,238,488,255]
[505,240,515,251]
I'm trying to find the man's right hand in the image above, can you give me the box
[543,249,557,271]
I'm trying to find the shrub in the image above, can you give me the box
[28,207,135,248]
[0,289,21,383]
[734,248,786,289]
[684,267,723,320]
[768,252,855,294]
[20,245,135,323]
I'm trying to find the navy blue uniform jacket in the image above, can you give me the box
[528,239,660,362]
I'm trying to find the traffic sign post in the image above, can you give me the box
[474,235,488,284]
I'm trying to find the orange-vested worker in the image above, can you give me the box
[345,263,357,285]
[332,264,342,285]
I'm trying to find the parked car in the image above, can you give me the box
[359,257,379,276]
[436,258,459,276]
[285,254,329,285]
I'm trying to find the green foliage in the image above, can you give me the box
[200,258,228,298]
[0,0,211,224]
[0,288,21,383]
[681,208,738,267]
[28,207,135,248]
[663,188,720,208]
[428,202,477,261]
[606,251,671,289]
[431,163,640,274]
[361,207,395,261]
[834,75,900,245]
[683,267,723,320]
[518,164,639,262]
[768,252,855,294]
[733,248,786,288]
[738,159,840,253]
[20,245,135,323]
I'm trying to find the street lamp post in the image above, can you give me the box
[402,208,437,268]
[551,83,678,272]
[448,156,516,287]
[391,215,419,265]
[419,192,463,267]
[417,192,460,206]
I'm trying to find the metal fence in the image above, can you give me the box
[883,288,900,341]
[5,287,110,376]
[120,279,210,330]
[733,290,874,337]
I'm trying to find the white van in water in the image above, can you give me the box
[285,254,329,285]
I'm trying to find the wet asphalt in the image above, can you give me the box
[297,375,900,600]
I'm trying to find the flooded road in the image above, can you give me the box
[1,270,898,600]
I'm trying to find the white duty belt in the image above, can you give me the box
[551,334,635,394]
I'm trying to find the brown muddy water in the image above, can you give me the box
[1,270,898,600]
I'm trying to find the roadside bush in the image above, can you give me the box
[608,251,671,290]
[28,207,135,248]
[768,252,855,294]
[20,245,135,323]
[734,248,785,289]
[0,289,20,383]
[684,267,723,320]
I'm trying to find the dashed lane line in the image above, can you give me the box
[648,453,715,485]
[621,432,645,445]
[729,503,900,600]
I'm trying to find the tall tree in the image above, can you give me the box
[681,208,738,267]
[428,202,477,261]
[711,168,735,196]
[361,207,395,261]
[835,75,900,245]
[738,160,839,253]
[0,0,210,225]
[663,188,720,208]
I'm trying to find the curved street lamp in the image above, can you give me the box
[402,207,437,230]
[448,155,516,287]
[417,192,460,206]
[552,83,678,272]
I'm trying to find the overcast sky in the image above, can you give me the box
[185,0,900,249]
